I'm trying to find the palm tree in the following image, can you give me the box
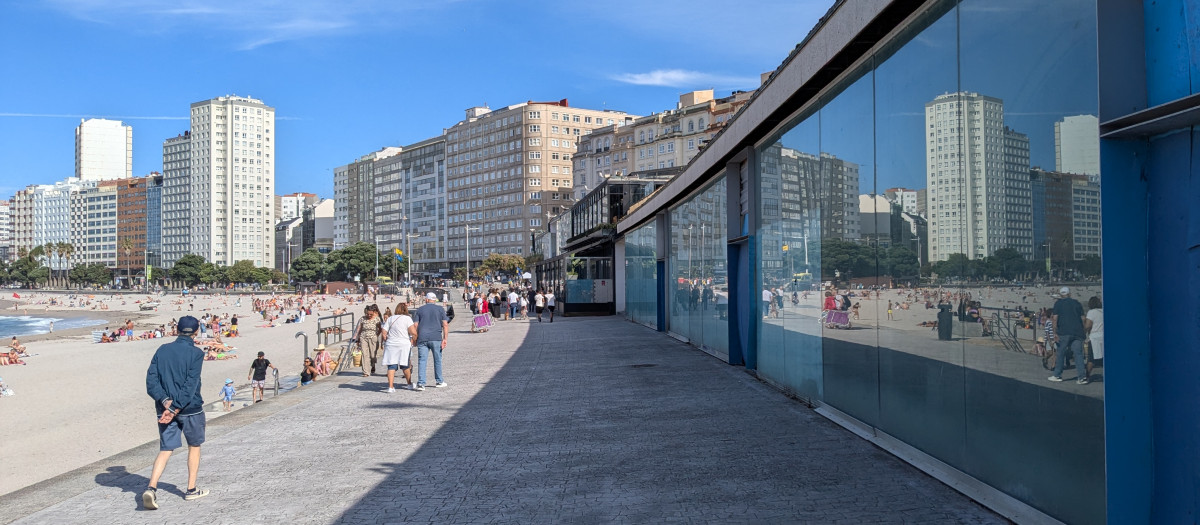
[57,242,74,289]
[119,237,134,289]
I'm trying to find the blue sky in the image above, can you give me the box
[0,0,833,199]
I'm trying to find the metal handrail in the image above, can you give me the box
[317,312,356,347]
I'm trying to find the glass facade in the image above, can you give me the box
[755,2,1103,523]
[667,177,729,360]
[624,221,657,327]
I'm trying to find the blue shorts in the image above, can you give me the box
[158,412,206,451]
[387,364,400,371]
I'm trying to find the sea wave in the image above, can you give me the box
[0,315,107,337]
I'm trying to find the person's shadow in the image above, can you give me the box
[94,466,182,511]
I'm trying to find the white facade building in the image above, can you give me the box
[75,118,133,182]
[924,92,1031,261]
[69,180,119,268]
[1055,114,1100,178]
[883,188,921,216]
[0,200,11,261]
[161,96,276,268]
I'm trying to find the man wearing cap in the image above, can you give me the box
[1049,287,1090,384]
[143,315,208,509]
[411,292,450,391]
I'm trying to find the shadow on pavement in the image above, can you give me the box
[330,317,1002,524]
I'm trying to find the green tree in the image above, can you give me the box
[225,260,258,284]
[290,248,327,283]
[197,262,223,285]
[170,254,207,286]
[70,263,113,286]
[988,247,1026,280]
[1074,254,1102,278]
[326,242,377,281]
[119,237,135,288]
[933,253,971,279]
[885,246,920,279]
[820,239,873,281]
[478,253,525,277]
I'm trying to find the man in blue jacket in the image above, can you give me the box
[142,315,208,509]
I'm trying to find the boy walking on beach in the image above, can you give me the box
[248,351,275,403]
[142,315,209,509]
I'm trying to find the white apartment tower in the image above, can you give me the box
[1055,115,1100,178]
[924,92,1031,261]
[75,118,133,181]
[162,96,276,268]
[445,100,629,264]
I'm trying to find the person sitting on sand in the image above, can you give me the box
[2,349,25,366]
[9,337,27,355]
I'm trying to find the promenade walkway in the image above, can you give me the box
[4,315,1002,524]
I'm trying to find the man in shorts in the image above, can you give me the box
[143,315,208,509]
[248,351,275,403]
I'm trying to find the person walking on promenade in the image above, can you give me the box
[411,292,449,391]
[356,305,383,376]
[248,351,275,402]
[1049,287,1090,384]
[380,303,417,392]
[545,289,557,322]
[508,289,520,320]
[142,315,209,509]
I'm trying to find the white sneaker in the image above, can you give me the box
[414,385,425,391]
[387,387,395,393]
[1047,375,1063,382]
[434,382,448,388]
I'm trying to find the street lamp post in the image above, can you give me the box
[406,232,419,285]
[285,241,297,285]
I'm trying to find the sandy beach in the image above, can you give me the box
[0,290,406,496]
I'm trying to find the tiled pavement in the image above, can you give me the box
[3,315,1004,524]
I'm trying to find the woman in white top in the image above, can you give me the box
[545,291,557,322]
[380,303,418,393]
[1085,296,1104,362]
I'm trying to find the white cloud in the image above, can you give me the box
[611,69,759,90]
[40,0,445,49]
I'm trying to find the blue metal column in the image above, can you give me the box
[1100,0,1200,521]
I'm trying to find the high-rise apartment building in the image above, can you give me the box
[115,175,162,281]
[70,180,119,270]
[333,147,401,248]
[883,188,921,216]
[924,92,1031,261]
[275,192,320,223]
[445,100,629,264]
[374,137,448,276]
[161,96,276,268]
[145,174,163,270]
[0,200,11,262]
[32,181,78,271]
[1055,114,1100,177]
[1003,127,1034,258]
[160,131,191,267]
[11,189,34,258]
[75,118,133,181]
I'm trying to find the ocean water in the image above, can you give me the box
[0,315,107,337]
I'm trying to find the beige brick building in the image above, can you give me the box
[444,100,630,264]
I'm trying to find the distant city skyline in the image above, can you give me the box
[0,1,828,199]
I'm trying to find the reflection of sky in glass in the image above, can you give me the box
[783,0,1098,193]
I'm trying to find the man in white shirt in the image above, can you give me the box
[545,291,557,322]
[507,290,520,319]
[762,288,773,319]
[535,291,546,322]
